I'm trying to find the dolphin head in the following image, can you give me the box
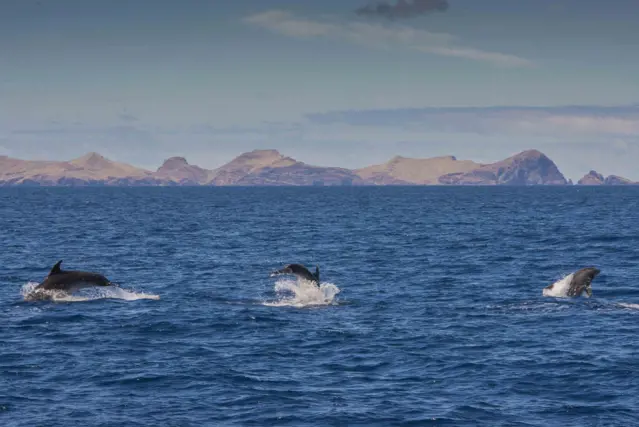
[582,267,600,297]
[270,264,319,284]
[271,265,293,277]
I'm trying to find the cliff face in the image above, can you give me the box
[438,150,568,185]
[155,157,212,185]
[233,164,362,186]
[355,155,480,185]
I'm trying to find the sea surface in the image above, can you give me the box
[2,187,639,426]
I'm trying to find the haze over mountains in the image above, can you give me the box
[0,149,636,186]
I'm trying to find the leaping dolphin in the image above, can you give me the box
[543,267,601,298]
[34,260,117,293]
[271,263,320,285]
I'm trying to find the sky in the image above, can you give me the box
[1,0,639,180]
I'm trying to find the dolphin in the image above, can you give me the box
[271,263,320,285]
[543,267,601,298]
[34,260,117,293]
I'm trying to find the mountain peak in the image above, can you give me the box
[71,152,113,169]
[158,157,190,170]
[252,149,281,155]
[356,154,480,185]
[208,149,299,185]
[66,152,150,178]
[513,149,544,159]
[389,155,406,163]
[577,170,605,185]
[76,152,105,161]
[227,149,295,167]
[155,156,210,184]
[604,175,635,185]
[439,149,567,185]
[240,149,284,160]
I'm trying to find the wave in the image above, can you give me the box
[489,297,639,315]
[540,273,639,311]
[21,282,160,302]
[615,302,639,310]
[262,278,340,308]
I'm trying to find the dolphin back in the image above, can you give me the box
[37,262,112,290]
[273,264,319,283]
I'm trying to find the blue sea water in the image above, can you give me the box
[2,187,639,426]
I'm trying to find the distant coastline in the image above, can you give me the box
[1,149,637,187]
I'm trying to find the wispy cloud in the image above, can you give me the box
[243,10,533,68]
[307,105,639,137]
[356,0,450,19]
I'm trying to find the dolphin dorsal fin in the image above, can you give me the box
[49,260,63,276]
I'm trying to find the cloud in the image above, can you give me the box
[243,10,533,68]
[356,0,449,19]
[5,108,639,180]
[244,11,335,39]
[307,105,639,137]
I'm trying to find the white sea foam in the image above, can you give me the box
[542,273,579,298]
[21,282,160,302]
[263,278,340,308]
[616,302,639,310]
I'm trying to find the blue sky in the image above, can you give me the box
[1,0,639,180]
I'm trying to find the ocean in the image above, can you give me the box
[2,186,639,426]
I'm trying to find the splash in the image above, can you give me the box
[542,273,579,298]
[263,278,340,308]
[21,282,160,302]
[616,302,639,310]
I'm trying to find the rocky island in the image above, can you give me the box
[438,150,568,185]
[0,149,632,187]
[355,155,480,185]
[577,170,638,185]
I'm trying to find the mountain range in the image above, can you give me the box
[0,149,636,186]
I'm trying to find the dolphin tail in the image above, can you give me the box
[314,265,320,284]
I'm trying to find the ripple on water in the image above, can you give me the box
[2,187,639,426]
